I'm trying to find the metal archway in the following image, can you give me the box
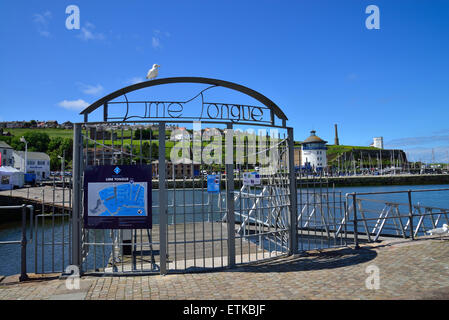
[72,77,297,276]
[79,77,288,126]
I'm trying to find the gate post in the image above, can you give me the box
[71,123,82,269]
[158,122,168,275]
[287,127,298,254]
[225,123,235,267]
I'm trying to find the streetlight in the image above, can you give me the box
[58,151,65,181]
[20,136,28,173]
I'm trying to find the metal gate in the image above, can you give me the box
[71,77,297,275]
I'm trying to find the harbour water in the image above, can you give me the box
[1,184,448,276]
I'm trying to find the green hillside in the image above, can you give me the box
[6,128,73,139]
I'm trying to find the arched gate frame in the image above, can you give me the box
[72,77,298,275]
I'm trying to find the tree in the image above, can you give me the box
[49,151,62,171]
[140,141,158,161]
[48,137,73,170]
[59,138,73,161]
[48,137,63,152]
[9,136,25,151]
[15,131,50,152]
[134,128,153,140]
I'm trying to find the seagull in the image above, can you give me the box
[426,224,449,238]
[146,64,160,80]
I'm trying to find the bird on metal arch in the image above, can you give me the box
[146,64,160,80]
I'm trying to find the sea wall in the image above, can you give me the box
[307,174,449,187]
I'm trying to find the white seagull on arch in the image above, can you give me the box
[146,64,160,80]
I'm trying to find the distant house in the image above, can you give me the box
[13,151,50,180]
[45,120,58,128]
[89,127,117,140]
[0,141,14,167]
[170,128,192,141]
[37,122,46,128]
[6,121,25,128]
[62,121,74,129]
[152,159,201,178]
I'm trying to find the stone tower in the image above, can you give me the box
[334,124,340,146]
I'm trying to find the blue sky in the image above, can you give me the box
[1,0,448,162]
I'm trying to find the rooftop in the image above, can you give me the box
[13,151,50,161]
[0,141,13,149]
[302,130,327,144]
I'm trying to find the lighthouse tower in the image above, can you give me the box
[301,130,328,171]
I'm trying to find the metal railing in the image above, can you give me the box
[0,204,34,281]
[344,188,449,248]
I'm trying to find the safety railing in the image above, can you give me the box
[344,188,449,248]
[0,204,34,281]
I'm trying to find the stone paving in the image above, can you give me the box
[0,236,448,300]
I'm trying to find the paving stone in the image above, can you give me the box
[1,238,448,300]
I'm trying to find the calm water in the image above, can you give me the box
[1,184,448,276]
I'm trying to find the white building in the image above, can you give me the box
[301,130,327,171]
[0,141,14,167]
[370,137,384,149]
[170,128,192,141]
[0,166,24,190]
[13,151,50,180]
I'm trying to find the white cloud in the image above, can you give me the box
[77,22,105,41]
[152,36,161,48]
[33,11,52,37]
[57,99,89,111]
[77,83,104,95]
[151,29,170,49]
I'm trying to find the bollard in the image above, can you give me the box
[19,205,29,282]
[353,193,359,249]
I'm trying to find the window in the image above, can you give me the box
[38,161,46,165]
[27,160,35,165]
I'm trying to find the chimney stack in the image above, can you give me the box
[334,124,340,145]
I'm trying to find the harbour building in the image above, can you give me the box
[0,141,14,167]
[301,130,328,171]
[13,151,50,181]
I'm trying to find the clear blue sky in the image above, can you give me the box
[1,0,448,162]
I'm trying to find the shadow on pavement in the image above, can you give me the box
[232,247,377,273]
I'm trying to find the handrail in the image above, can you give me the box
[0,204,34,281]
[345,187,449,197]
[344,188,449,246]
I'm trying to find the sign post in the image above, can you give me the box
[207,174,221,194]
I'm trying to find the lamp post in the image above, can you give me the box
[20,136,28,173]
[58,151,65,181]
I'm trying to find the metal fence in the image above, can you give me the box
[4,168,449,278]
[296,173,349,251]
[344,188,449,247]
[0,205,34,281]
[68,121,296,275]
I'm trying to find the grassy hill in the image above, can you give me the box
[3,128,390,166]
[6,128,73,139]
[326,145,380,164]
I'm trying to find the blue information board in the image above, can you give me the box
[83,165,152,229]
[207,174,220,194]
